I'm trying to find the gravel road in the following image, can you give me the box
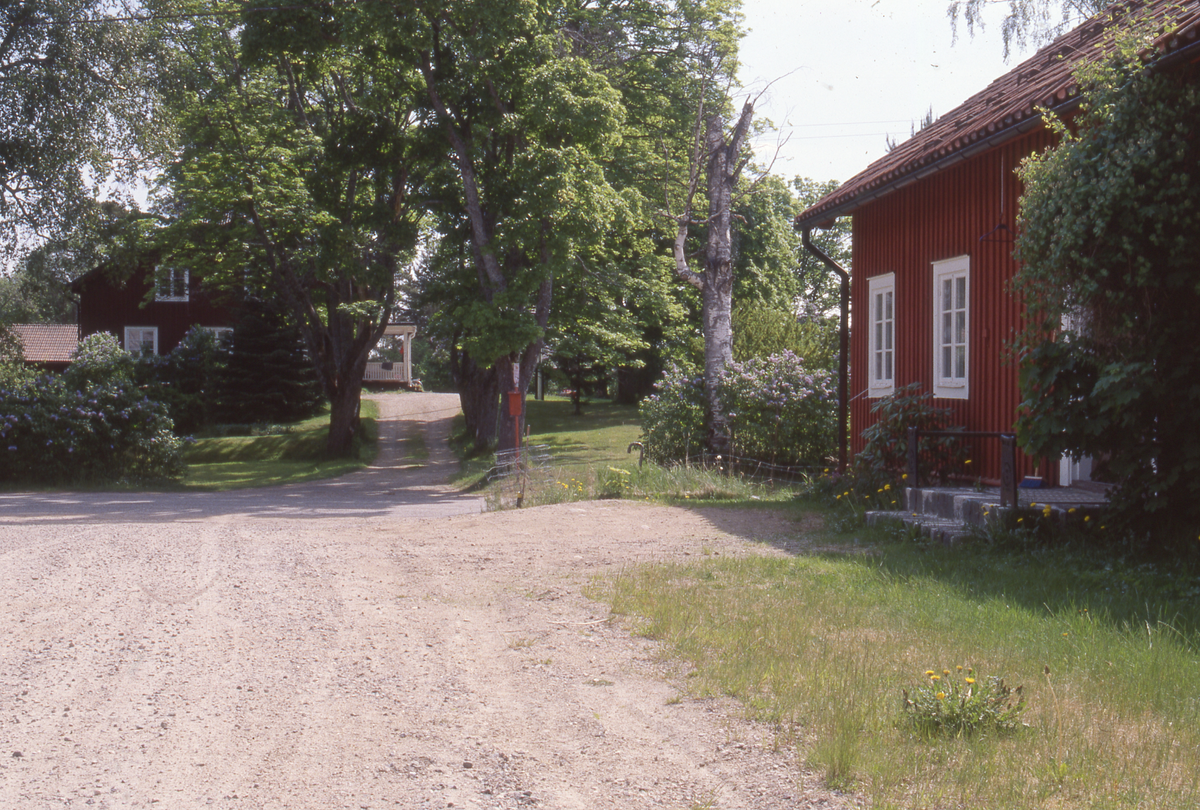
[0,393,852,810]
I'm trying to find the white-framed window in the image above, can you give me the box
[200,326,233,345]
[932,255,970,399]
[154,266,189,302]
[124,326,158,356]
[867,273,896,397]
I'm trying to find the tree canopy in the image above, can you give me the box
[0,0,152,250]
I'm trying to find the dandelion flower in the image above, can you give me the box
[943,669,951,676]
[965,459,972,465]
[901,473,908,480]
[965,677,975,685]
[956,666,963,671]
[925,670,936,677]
[930,675,941,681]
[936,692,946,701]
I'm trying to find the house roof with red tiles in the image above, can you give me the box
[795,0,1200,230]
[11,324,79,365]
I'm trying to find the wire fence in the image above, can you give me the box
[485,441,820,507]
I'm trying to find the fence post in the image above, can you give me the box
[1000,434,1017,508]
[907,426,920,488]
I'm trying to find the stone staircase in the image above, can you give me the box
[866,483,1111,544]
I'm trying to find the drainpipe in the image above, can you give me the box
[801,228,850,473]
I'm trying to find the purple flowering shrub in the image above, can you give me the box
[0,334,184,484]
[639,352,837,468]
[719,351,836,468]
[638,363,707,464]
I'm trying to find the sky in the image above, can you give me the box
[736,0,1042,185]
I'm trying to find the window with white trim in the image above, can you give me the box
[932,255,970,399]
[867,273,896,397]
[124,326,158,355]
[200,326,233,345]
[155,266,189,302]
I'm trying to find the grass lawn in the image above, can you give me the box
[595,499,1200,809]
[179,400,379,490]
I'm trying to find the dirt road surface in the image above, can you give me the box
[0,393,852,810]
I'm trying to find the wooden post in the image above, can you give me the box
[907,426,920,488]
[1000,434,1017,508]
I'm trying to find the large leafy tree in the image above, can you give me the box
[0,0,151,250]
[399,0,633,453]
[156,5,423,456]
[1014,38,1200,548]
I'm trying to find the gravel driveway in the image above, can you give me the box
[0,393,851,809]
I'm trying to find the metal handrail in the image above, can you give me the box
[906,427,1018,508]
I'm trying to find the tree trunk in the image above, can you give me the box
[326,375,364,457]
[700,102,752,456]
[454,349,500,452]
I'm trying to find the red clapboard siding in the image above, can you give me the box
[848,129,1057,485]
[75,266,234,355]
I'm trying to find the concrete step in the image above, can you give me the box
[866,510,973,545]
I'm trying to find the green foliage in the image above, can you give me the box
[1014,36,1200,548]
[791,176,851,316]
[0,334,184,484]
[0,323,34,388]
[135,328,226,434]
[854,382,963,490]
[220,299,324,425]
[732,303,836,368]
[0,1,154,249]
[902,667,1026,739]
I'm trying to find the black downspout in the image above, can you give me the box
[801,228,850,473]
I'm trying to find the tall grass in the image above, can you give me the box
[598,532,1200,808]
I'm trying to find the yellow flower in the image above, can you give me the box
[942,669,951,676]
[965,677,975,685]
[930,674,941,681]
[1084,515,1091,522]
[956,665,963,671]
[936,692,946,701]
[883,484,891,491]
[925,670,936,677]
[1068,507,1077,514]
[901,473,908,480]
[964,459,972,465]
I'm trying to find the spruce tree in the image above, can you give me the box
[220,299,324,424]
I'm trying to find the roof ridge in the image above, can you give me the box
[795,0,1200,229]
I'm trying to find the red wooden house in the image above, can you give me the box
[796,0,1200,487]
[70,263,235,356]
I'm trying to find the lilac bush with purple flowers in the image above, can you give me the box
[0,334,184,484]
[639,352,836,468]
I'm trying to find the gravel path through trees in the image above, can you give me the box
[0,393,852,809]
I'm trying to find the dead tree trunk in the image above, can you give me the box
[666,99,754,456]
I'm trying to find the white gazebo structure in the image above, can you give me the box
[363,322,418,387]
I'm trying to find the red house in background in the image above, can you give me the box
[796,0,1200,488]
[70,263,235,356]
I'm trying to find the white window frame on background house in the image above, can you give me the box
[867,273,896,397]
[200,326,233,345]
[155,266,189,302]
[932,255,970,399]
[124,326,158,355]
